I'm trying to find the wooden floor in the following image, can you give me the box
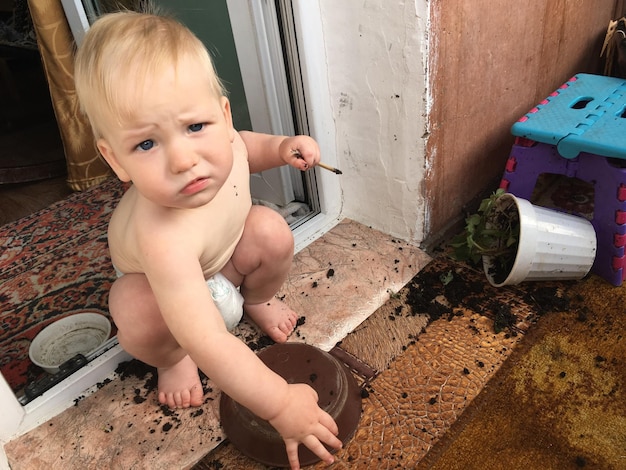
[0,176,72,227]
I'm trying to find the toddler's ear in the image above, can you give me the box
[221,96,236,142]
[97,139,131,182]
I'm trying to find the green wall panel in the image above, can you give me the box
[155,0,253,130]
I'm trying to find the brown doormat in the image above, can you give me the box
[419,275,626,470]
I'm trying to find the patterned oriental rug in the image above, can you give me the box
[0,178,125,394]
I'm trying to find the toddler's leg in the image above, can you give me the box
[223,205,298,342]
[109,274,204,408]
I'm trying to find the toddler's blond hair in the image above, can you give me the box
[74,11,225,139]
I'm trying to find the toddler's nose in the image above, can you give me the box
[168,141,198,173]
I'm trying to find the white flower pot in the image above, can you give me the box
[483,193,597,287]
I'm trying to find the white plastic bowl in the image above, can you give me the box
[29,312,111,374]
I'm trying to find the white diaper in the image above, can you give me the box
[113,266,244,331]
[206,272,245,331]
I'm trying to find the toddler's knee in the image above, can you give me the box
[108,274,158,323]
[263,220,294,257]
[253,208,293,250]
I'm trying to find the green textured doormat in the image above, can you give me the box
[419,274,626,470]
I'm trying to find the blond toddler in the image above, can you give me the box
[74,11,341,469]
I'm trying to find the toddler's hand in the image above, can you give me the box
[280,135,321,172]
[268,383,342,470]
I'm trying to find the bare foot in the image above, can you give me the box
[245,297,298,343]
[157,354,204,408]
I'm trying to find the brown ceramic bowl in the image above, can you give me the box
[220,342,362,467]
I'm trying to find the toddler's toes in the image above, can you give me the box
[278,318,296,341]
[159,391,175,409]
[189,383,204,407]
[244,298,298,343]
[271,326,288,343]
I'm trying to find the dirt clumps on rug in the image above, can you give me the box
[196,256,576,469]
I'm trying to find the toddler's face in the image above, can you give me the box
[96,58,235,209]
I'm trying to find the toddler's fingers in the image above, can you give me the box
[302,435,336,466]
[289,149,308,170]
[319,409,340,436]
[289,148,319,171]
[316,423,342,451]
[285,440,301,470]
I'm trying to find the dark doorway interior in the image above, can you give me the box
[0,1,66,186]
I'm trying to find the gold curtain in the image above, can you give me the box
[27,0,111,191]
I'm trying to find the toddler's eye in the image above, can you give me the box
[189,123,204,133]
[137,140,154,151]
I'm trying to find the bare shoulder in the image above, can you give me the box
[108,188,203,274]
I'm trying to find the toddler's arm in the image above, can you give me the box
[187,320,342,469]
[144,246,340,469]
[239,131,320,174]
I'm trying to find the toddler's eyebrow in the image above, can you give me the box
[121,124,156,139]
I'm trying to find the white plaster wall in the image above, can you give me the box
[318,0,429,242]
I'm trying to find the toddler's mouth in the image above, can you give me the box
[182,177,210,195]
